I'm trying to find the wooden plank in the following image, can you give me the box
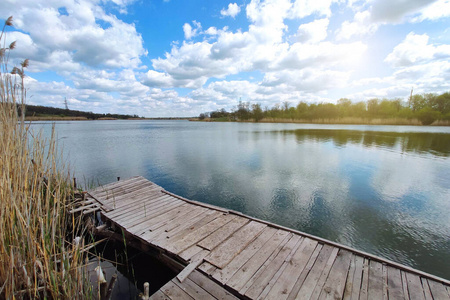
[89,176,146,195]
[189,271,238,300]
[177,251,208,283]
[147,204,199,232]
[148,290,169,300]
[427,279,450,300]
[343,254,360,300]
[165,214,237,254]
[205,221,267,269]
[286,243,323,300]
[142,207,210,242]
[107,194,177,222]
[382,264,388,300]
[121,200,184,230]
[92,181,159,205]
[359,258,370,300]
[401,271,410,300]
[265,237,319,300]
[242,233,299,299]
[130,203,193,236]
[421,278,434,300]
[406,272,426,300]
[174,278,216,300]
[179,245,206,262]
[386,266,405,299]
[211,227,278,284]
[154,211,223,249]
[160,280,194,300]
[318,249,353,300]
[188,270,239,300]
[295,246,339,300]
[197,216,249,251]
[367,260,384,299]
[198,261,218,275]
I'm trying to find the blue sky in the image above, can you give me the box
[1,0,449,117]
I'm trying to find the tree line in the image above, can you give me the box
[199,92,450,125]
[21,104,141,120]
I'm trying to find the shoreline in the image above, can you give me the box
[192,117,450,126]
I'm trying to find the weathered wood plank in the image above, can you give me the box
[155,211,223,249]
[166,214,237,254]
[177,250,209,283]
[286,243,323,300]
[205,221,267,269]
[148,289,169,300]
[130,203,193,236]
[160,280,195,300]
[386,266,405,299]
[104,193,172,219]
[179,245,206,262]
[342,254,361,300]
[367,260,384,299]
[146,204,199,231]
[421,277,434,300]
[189,270,239,300]
[143,208,210,242]
[295,246,339,300]
[318,249,352,300]
[242,233,299,299]
[406,272,426,300]
[197,216,249,251]
[359,258,370,300]
[198,261,218,275]
[118,197,183,226]
[265,237,319,300]
[108,195,178,222]
[427,279,450,300]
[211,227,278,284]
[173,277,215,300]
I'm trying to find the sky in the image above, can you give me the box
[1,0,450,117]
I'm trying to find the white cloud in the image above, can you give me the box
[336,10,378,40]
[183,21,202,40]
[221,3,241,18]
[290,0,336,19]
[296,18,329,43]
[370,0,434,23]
[385,32,450,67]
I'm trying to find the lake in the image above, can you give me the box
[32,120,450,280]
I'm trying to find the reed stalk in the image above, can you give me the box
[0,17,92,299]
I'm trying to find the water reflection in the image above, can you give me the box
[280,129,450,157]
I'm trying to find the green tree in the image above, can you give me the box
[251,103,264,122]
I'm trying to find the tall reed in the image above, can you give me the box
[0,17,92,298]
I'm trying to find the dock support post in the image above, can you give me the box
[142,282,149,300]
[117,177,120,181]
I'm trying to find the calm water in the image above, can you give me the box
[33,120,450,279]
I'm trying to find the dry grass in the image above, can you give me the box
[1,18,92,299]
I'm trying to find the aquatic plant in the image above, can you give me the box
[0,17,92,298]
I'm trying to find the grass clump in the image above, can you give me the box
[0,17,93,299]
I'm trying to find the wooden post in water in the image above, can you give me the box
[117,177,120,181]
[73,177,77,189]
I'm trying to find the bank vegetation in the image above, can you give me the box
[199,93,450,126]
[1,17,93,298]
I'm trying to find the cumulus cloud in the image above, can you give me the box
[370,0,434,23]
[183,21,202,39]
[385,32,450,67]
[336,10,378,40]
[296,18,329,43]
[221,3,241,18]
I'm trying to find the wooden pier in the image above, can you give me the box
[86,176,450,299]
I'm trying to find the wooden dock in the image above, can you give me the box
[87,176,450,299]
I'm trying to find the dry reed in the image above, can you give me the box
[0,17,92,299]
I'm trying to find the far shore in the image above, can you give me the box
[25,116,450,126]
[191,117,450,126]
